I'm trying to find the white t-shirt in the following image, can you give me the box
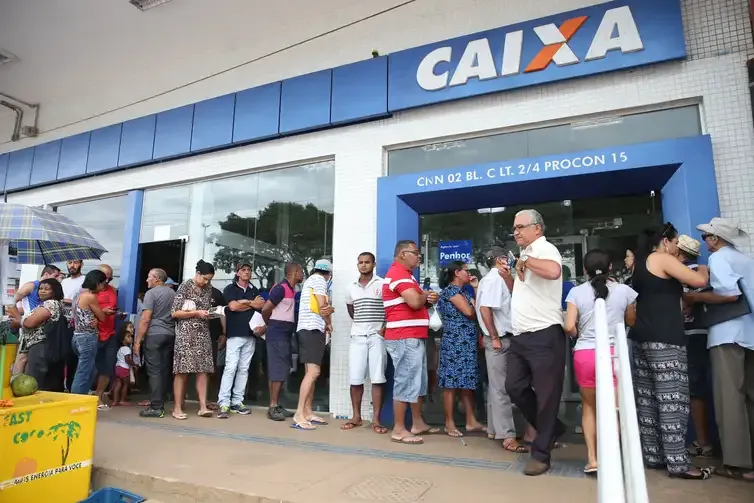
[62,275,85,300]
[297,274,329,332]
[511,236,564,335]
[566,281,637,351]
[345,275,385,336]
[476,269,513,337]
[116,346,131,369]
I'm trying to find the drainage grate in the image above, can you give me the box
[345,474,432,502]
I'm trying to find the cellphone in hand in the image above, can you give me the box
[507,250,517,268]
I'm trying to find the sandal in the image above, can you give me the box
[502,439,528,453]
[341,420,362,430]
[584,464,599,474]
[308,416,328,426]
[97,403,110,411]
[391,434,424,445]
[290,421,316,430]
[466,425,488,434]
[197,410,213,418]
[138,400,150,407]
[172,412,188,420]
[371,423,389,434]
[716,465,754,482]
[411,427,441,435]
[445,428,464,438]
[669,467,714,480]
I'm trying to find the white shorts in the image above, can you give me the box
[349,333,387,385]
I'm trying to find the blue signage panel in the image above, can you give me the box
[439,240,473,265]
[388,0,685,111]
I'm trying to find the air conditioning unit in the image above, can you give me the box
[130,0,174,11]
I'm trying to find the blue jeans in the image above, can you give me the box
[71,332,98,395]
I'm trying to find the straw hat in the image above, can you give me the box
[696,217,748,244]
[677,235,701,257]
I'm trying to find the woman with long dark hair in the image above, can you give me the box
[436,261,486,437]
[70,270,114,402]
[565,249,637,474]
[171,260,217,419]
[21,278,65,389]
[630,223,712,479]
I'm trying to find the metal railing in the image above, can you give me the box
[594,298,648,503]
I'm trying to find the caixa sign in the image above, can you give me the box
[387,0,686,111]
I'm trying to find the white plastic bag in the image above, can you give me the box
[429,307,443,331]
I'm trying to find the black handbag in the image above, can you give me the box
[690,282,751,329]
[44,303,72,363]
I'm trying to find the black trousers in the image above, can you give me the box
[505,324,566,464]
[144,333,175,409]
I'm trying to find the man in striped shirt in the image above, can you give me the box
[383,240,440,445]
[341,252,388,434]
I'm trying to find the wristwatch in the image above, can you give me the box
[520,254,529,263]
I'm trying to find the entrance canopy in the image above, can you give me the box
[376,135,719,274]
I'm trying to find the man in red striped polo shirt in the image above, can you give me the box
[383,240,440,445]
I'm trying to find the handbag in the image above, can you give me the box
[690,281,752,328]
[43,302,71,363]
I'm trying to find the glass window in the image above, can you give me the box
[55,195,128,287]
[140,185,191,243]
[388,106,702,176]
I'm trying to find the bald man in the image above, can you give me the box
[93,264,120,407]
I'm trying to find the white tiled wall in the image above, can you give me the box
[8,0,754,419]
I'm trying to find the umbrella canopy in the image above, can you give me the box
[0,203,107,264]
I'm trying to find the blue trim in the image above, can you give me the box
[30,140,61,185]
[117,190,144,315]
[0,153,8,194]
[5,149,34,191]
[0,0,686,194]
[376,134,719,426]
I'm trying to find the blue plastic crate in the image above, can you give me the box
[79,487,145,503]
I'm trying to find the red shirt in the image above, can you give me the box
[96,285,118,342]
[383,262,429,340]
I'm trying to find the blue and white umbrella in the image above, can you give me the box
[0,203,107,264]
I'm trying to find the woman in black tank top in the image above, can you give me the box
[630,223,712,480]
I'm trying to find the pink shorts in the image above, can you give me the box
[573,348,616,388]
[115,366,130,379]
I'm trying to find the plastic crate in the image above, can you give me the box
[79,488,145,503]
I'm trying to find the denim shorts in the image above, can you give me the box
[385,338,427,403]
[95,335,118,378]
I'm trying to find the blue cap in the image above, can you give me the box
[313,258,332,273]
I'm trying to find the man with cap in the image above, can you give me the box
[676,235,714,459]
[685,218,754,481]
[476,246,526,453]
[217,262,266,419]
[291,258,334,430]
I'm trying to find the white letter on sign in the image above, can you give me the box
[501,30,524,77]
[532,24,579,67]
[449,39,497,87]
[585,6,644,61]
[417,47,452,91]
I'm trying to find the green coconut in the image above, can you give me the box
[10,374,38,397]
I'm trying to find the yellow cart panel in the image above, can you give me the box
[0,391,98,503]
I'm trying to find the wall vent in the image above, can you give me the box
[0,49,17,66]
[130,0,174,11]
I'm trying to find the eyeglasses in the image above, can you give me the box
[402,249,423,260]
[512,223,537,233]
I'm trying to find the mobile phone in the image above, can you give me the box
[507,250,517,268]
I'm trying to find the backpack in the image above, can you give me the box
[44,301,72,363]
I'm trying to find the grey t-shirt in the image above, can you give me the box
[566,281,637,351]
[142,285,176,336]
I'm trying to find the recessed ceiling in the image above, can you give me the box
[129,0,174,11]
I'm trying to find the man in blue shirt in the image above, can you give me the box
[15,265,61,314]
[217,263,265,419]
[686,218,754,482]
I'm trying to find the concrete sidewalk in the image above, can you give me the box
[91,406,752,503]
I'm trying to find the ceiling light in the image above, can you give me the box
[130,0,174,11]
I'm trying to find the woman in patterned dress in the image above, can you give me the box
[171,260,216,419]
[436,261,486,437]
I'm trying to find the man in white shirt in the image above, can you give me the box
[500,209,566,476]
[341,252,387,434]
[476,247,525,453]
[60,259,85,392]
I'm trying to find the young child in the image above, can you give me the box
[112,323,134,406]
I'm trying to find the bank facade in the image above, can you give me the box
[1,0,753,419]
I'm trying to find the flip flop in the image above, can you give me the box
[372,423,389,434]
[445,428,464,438]
[138,400,150,407]
[172,412,188,420]
[466,426,488,434]
[502,440,528,453]
[341,421,362,430]
[97,403,110,411]
[308,416,328,426]
[291,421,316,430]
[391,434,424,445]
[197,410,213,418]
[716,465,754,482]
[412,427,441,435]
[584,465,599,474]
